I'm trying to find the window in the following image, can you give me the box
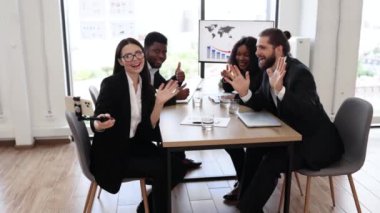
[63,0,275,99]
[356,0,380,121]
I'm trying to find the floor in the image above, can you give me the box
[0,129,380,212]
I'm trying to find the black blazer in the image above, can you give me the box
[90,71,161,193]
[245,57,344,170]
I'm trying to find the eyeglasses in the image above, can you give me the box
[121,51,144,62]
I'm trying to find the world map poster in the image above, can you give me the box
[199,20,274,62]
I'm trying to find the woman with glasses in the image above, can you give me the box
[90,38,185,213]
[220,36,263,202]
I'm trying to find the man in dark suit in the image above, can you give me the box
[144,31,201,170]
[223,28,344,212]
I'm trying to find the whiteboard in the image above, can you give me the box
[199,20,274,63]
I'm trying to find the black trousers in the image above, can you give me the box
[173,151,186,160]
[225,148,245,181]
[122,140,186,213]
[238,146,304,213]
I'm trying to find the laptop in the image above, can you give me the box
[176,87,197,104]
[176,78,203,104]
[238,111,282,127]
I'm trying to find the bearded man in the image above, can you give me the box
[223,28,344,213]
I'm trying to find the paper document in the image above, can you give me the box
[181,116,230,127]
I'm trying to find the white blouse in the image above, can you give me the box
[126,73,142,138]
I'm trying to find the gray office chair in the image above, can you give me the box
[65,112,149,213]
[298,97,373,213]
[89,86,99,105]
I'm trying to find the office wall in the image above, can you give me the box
[0,0,363,145]
[279,0,362,116]
[0,0,67,145]
[331,0,363,114]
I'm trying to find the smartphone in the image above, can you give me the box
[65,96,94,116]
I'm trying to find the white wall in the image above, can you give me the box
[0,0,363,145]
[0,0,67,146]
[332,0,363,114]
[279,0,363,116]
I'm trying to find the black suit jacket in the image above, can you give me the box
[245,57,344,170]
[90,71,161,193]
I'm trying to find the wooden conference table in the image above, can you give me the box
[159,78,302,213]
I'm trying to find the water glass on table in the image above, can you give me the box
[193,91,202,107]
[229,99,239,114]
[219,93,234,108]
[201,114,214,131]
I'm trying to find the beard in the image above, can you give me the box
[258,53,276,70]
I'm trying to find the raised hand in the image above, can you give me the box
[175,62,185,83]
[267,57,286,92]
[175,83,190,100]
[223,64,250,97]
[156,80,179,105]
[220,64,234,80]
[220,64,230,79]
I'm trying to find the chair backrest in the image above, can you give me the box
[89,85,99,104]
[334,97,373,171]
[65,111,95,181]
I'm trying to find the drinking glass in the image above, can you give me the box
[219,93,233,108]
[229,99,239,114]
[201,114,214,131]
[193,92,202,107]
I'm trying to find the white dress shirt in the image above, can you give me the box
[148,63,159,85]
[126,72,142,138]
[240,78,286,107]
[241,57,287,105]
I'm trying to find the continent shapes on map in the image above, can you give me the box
[217,26,235,38]
[204,24,235,39]
[204,24,218,38]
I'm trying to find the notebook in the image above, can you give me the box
[238,111,281,127]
